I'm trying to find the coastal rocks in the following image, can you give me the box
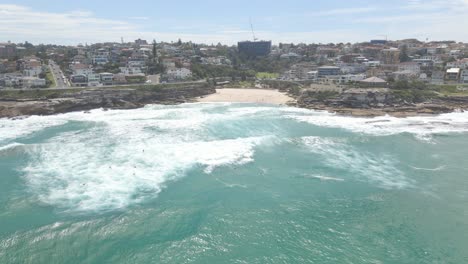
[0,83,215,118]
[296,88,468,117]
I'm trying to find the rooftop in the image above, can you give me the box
[360,77,387,83]
[447,68,461,73]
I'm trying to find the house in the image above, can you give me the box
[23,60,43,77]
[317,66,341,77]
[446,68,461,82]
[364,61,381,67]
[71,74,87,87]
[392,70,418,81]
[100,72,114,85]
[447,59,468,69]
[398,62,421,73]
[380,48,400,64]
[306,71,318,81]
[340,74,366,83]
[166,68,192,80]
[460,69,468,84]
[162,58,176,69]
[71,63,93,76]
[21,77,46,88]
[87,73,101,86]
[93,48,110,65]
[120,66,143,75]
[359,77,388,88]
[135,39,148,46]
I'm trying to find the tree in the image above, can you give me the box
[152,40,158,63]
[177,38,182,46]
[399,45,411,62]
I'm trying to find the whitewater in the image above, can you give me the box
[1,103,468,263]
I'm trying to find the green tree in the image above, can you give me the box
[399,45,411,62]
[152,40,158,63]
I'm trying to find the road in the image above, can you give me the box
[48,60,70,88]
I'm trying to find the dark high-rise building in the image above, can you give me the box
[0,43,16,59]
[238,41,272,57]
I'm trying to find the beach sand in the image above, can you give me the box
[197,88,294,105]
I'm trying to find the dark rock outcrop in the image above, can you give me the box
[0,83,215,118]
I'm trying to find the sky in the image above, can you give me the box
[1,0,468,45]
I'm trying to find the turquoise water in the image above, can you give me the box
[1,103,468,263]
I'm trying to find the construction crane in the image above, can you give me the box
[377,35,388,41]
[250,18,258,42]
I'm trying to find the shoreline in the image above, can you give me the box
[196,88,295,105]
[0,86,467,119]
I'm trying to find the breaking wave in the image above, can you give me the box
[301,136,411,189]
[1,103,467,212]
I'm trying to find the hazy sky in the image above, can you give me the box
[1,0,468,45]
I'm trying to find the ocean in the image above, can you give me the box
[1,103,467,263]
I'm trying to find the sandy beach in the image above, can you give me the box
[197,88,294,105]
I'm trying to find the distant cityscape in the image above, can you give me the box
[1,38,468,90]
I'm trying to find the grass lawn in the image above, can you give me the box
[46,71,56,88]
[256,72,279,80]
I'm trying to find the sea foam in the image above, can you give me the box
[17,105,268,213]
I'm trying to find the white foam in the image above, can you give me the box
[287,110,468,139]
[408,165,446,171]
[4,104,465,212]
[0,142,24,152]
[301,136,411,189]
[305,175,345,182]
[22,118,266,212]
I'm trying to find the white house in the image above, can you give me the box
[306,71,318,81]
[87,73,101,86]
[71,64,93,76]
[23,60,43,77]
[120,66,143,75]
[398,62,421,73]
[166,68,192,80]
[21,77,46,88]
[339,74,366,84]
[100,72,114,85]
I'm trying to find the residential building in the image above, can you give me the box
[87,73,101,86]
[135,39,148,46]
[306,71,318,81]
[71,63,93,76]
[446,68,461,81]
[460,69,468,84]
[381,48,400,64]
[120,66,143,75]
[238,41,272,57]
[447,59,468,69]
[0,43,16,59]
[338,74,366,84]
[23,60,43,77]
[398,62,421,73]
[161,58,176,69]
[359,77,388,88]
[317,66,341,77]
[100,72,114,85]
[370,40,388,45]
[93,48,110,65]
[392,70,418,81]
[71,74,87,87]
[166,68,192,80]
[20,77,46,88]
